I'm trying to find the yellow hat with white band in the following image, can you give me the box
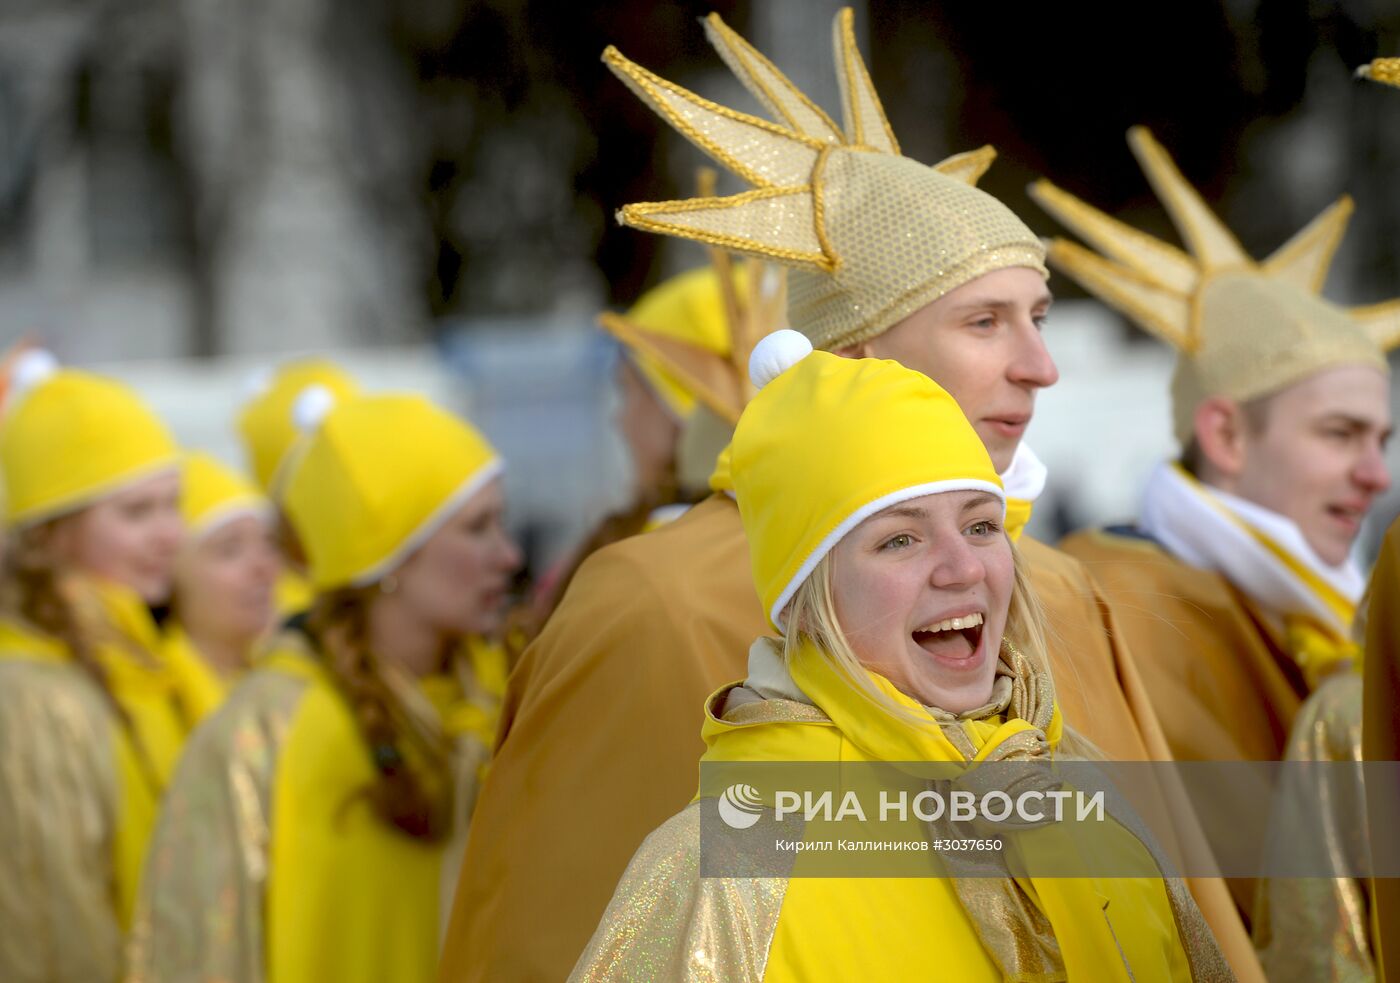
[0,351,179,526]
[237,358,360,495]
[180,452,270,539]
[281,388,503,591]
[733,330,1003,631]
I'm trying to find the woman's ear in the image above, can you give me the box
[1192,395,1249,482]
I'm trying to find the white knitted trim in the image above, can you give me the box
[770,478,1006,631]
[189,499,275,541]
[344,458,505,588]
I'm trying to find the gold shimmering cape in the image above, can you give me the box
[1252,673,1374,982]
[126,664,306,983]
[438,496,1264,982]
[0,584,190,983]
[0,661,127,983]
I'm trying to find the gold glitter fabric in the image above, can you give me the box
[1030,127,1400,445]
[1358,58,1400,88]
[125,664,309,983]
[603,8,1047,352]
[1253,673,1375,982]
[0,661,123,983]
[567,803,787,982]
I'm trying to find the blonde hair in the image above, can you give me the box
[782,539,1047,718]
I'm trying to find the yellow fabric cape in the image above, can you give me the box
[439,494,1262,982]
[128,633,506,983]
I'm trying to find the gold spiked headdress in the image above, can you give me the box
[603,9,1047,352]
[1030,126,1400,445]
[1357,58,1400,88]
[597,171,785,426]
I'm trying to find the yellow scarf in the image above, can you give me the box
[775,640,1199,982]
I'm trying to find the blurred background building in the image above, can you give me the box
[1,0,1398,575]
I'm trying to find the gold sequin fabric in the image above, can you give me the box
[0,661,123,983]
[568,803,786,982]
[1030,127,1399,445]
[1253,673,1374,982]
[125,667,310,983]
[604,9,1046,353]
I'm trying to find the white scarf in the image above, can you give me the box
[1138,461,1362,636]
[1000,442,1048,505]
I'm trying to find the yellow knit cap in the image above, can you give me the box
[0,354,179,526]
[180,452,269,539]
[237,358,360,494]
[1030,127,1400,445]
[734,330,1004,631]
[603,8,1046,353]
[604,265,742,419]
[282,393,503,590]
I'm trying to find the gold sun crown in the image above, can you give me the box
[1029,127,1400,443]
[603,9,1047,351]
[597,171,786,426]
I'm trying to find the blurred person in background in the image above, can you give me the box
[236,357,361,617]
[439,11,1260,982]
[161,452,279,724]
[0,351,192,983]
[532,244,782,623]
[129,390,520,983]
[1032,126,1398,970]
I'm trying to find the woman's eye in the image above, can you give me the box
[967,521,999,537]
[880,534,914,551]
[971,316,996,330]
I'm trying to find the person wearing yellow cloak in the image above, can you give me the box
[0,351,189,983]
[440,10,1260,983]
[127,389,521,983]
[571,330,1232,981]
[236,357,361,617]
[162,453,279,724]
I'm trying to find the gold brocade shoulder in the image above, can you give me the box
[126,662,313,983]
[0,660,124,983]
[568,802,787,982]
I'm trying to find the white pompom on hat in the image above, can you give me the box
[748,328,813,390]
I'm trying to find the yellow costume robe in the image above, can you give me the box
[127,630,505,983]
[440,494,1260,982]
[0,582,193,983]
[1058,528,1302,763]
[570,640,1230,982]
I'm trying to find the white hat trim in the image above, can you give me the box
[770,477,1006,632]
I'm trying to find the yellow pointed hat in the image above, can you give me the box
[281,390,503,591]
[1029,126,1400,445]
[734,330,1003,631]
[0,351,180,526]
[237,358,360,495]
[603,8,1046,353]
[180,452,270,539]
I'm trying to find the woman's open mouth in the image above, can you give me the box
[911,611,984,664]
